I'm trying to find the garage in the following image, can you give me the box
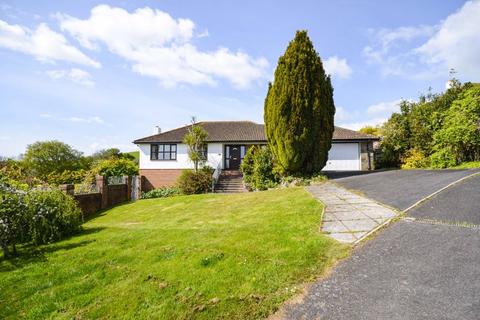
[323,143,360,171]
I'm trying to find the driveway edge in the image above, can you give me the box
[403,170,480,212]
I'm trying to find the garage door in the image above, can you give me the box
[323,143,360,171]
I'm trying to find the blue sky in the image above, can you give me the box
[1,0,479,157]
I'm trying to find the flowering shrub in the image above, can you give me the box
[0,190,28,258]
[26,189,82,245]
[0,180,82,258]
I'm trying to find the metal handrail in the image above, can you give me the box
[211,162,222,191]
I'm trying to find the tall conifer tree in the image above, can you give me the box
[264,30,335,175]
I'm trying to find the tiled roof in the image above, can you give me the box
[133,121,379,144]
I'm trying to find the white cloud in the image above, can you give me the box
[46,68,95,87]
[334,106,352,122]
[0,20,100,67]
[39,113,105,124]
[367,99,402,116]
[363,1,480,80]
[337,118,387,131]
[58,5,268,88]
[337,99,405,130]
[68,116,104,124]
[415,0,480,79]
[323,56,352,79]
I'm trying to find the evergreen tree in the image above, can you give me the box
[264,30,335,175]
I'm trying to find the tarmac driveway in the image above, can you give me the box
[278,169,480,320]
[409,174,480,225]
[329,169,479,210]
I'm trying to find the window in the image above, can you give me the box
[150,144,177,160]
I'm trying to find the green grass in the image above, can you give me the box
[452,161,480,169]
[0,188,348,320]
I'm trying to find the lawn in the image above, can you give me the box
[0,188,348,320]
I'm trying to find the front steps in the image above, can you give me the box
[214,170,247,193]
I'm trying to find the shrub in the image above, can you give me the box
[241,146,279,191]
[401,148,430,169]
[429,149,458,168]
[94,158,138,179]
[252,147,279,191]
[25,189,82,245]
[177,168,213,195]
[239,146,257,186]
[45,169,87,186]
[141,187,180,199]
[0,189,29,257]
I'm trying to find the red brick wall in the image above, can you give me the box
[140,169,183,191]
[74,193,102,217]
[107,184,128,207]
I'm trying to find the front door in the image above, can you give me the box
[225,145,241,170]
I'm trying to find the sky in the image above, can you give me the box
[1,0,479,157]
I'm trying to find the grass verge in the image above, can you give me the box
[0,188,348,319]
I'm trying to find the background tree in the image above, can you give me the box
[264,30,335,175]
[23,141,83,180]
[183,117,208,172]
[379,81,479,168]
[359,126,382,136]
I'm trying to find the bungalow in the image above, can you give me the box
[133,121,379,191]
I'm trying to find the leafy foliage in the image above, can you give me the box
[45,169,87,186]
[264,30,335,175]
[380,82,480,168]
[177,167,213,194]
[430,85,480,167]
[25,189,82,245]
[141,187,180,199]
[401,148,430,169]
[359,125,382,136]
[93,158,138,179]
[0,189,28,257]
[183,118,208,172]
[23,141,84,179]
[0,182,82,258]
[240,146,279,191]
[0,158,41,187]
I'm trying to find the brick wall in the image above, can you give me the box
[107,184,128,207]
[140,169,183,191]
[74,193,102,217]
[61,175,139,218]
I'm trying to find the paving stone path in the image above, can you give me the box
[307,183,397,243]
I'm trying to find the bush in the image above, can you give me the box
[241,146,279,191]
[1,181,83,258]
[177,168,212,195]
[0,189,29,257]
[45,169,87,186]
[141,187,180,199]
[26,189,83,245]
[94,158,138,178]
[239,146,257,186]
[401,148,430,169]
[429,149,458,168]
